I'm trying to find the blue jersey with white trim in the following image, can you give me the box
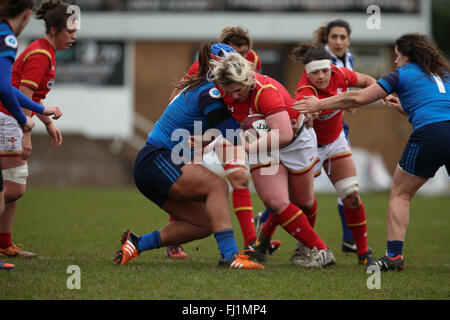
[0,21,18,62]
[148,80,238,150]
[377,63,450,131]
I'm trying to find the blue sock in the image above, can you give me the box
[338,203,353,242]
[214,229,239,261]
[260,208,270,224]
[137,230,161,252]
[387,240,403,258]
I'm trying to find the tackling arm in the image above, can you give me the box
[293,83,389,113]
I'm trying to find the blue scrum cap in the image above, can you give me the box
[210,43,236,60]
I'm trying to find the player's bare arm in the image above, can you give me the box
[18,85,35,159]
[293,83,388,113]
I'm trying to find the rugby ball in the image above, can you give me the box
[242,114,270,144]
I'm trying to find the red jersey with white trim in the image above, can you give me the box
[294,65,358,145]
[219,73,299,124]
[187,49,262,76]
[0,37,56,116]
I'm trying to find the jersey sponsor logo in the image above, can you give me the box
[47,78,55,89]
[4,35,18,49]
[317,110,340,121]
[209,87,221,99]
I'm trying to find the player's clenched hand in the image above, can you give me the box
[304,112,319,128]
[382,95,407,116]
[292,96,321,114]
[390,99,407,116]
[43,106,62,119]
[379,94,393,106]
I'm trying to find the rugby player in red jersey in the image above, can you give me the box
[289,42,379,266]
[208,52,336,268]
[0,0,76,259]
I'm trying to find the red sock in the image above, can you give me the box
[0,233,12,249]
[274,203,326,250]
[344,203,368,256]
[300,196,318,228]
[232,188,256,246]
[261,213,278,238]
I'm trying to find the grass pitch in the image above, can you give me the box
[0,187,449,300]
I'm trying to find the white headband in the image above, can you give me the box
[305,59,332,74]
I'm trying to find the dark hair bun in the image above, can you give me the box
[35,0,60,20]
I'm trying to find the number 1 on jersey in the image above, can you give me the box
[433,75,446,93]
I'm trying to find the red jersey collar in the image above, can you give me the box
[41,37,56,56]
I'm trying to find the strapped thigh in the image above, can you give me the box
[334,176,359,199]
[2,164,28,185]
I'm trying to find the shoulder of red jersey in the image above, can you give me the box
[19,38,55,64]
[13,38,56,95]
[295,86,319,100]
[254,74,278,94]
[253,74,292,115]
[331,65,358,88]
[294,72,319,98]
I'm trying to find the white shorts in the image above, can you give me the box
[314,130,352,176]
[0,112,23,156]
[249,126,319,175]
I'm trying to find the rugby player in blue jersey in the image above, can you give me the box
[293,33,450,271]
[113,43,264,270]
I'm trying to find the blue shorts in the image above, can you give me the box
[133,144,185,207]
[399,121,450,178]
